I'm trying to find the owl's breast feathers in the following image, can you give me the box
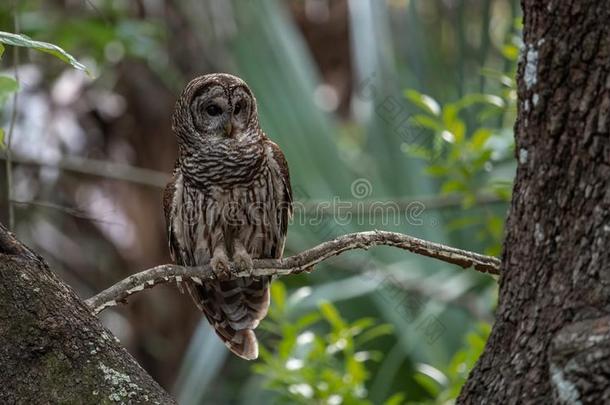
[164,139,292,261]
[163,138,292,359]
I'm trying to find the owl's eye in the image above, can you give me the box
[206,104,222,116]
[234,102,242,115]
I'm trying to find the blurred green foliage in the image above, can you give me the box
[254,282,399,404]
[402,28,520,256]
[255,282,491,405]
[411,323,491,404]
[403,88,512,255]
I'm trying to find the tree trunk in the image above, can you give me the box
[459,1,610,404]
[0,224,175,404]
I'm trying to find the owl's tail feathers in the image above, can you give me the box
[225,329,258,360]
[185,278,267,360]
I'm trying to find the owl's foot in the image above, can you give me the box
[210,249,231,279]
[234,243,254,276]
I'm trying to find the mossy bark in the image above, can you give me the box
[458,0,610,403]
[0,224,176,404]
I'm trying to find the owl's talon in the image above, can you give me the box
[233,241,254,276]
[234,251,254,275]
[210,252,231,279]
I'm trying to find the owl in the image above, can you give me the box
[163,73,293,360]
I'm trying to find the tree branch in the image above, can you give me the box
[85,230,501,314]
[0,152,506,211]
[0,151,171,188]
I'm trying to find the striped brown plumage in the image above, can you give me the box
[163,74,292,360]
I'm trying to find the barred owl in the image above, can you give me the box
[163,73,292,360]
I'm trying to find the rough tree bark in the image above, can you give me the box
[0,224,175,404]
[459,1,610,404]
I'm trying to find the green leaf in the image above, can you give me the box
[404,89,441,116]
[502,43,520,61]
[354,323,394,346]
[456,93,505,110]
[0,75,19,94]
[0,43,4,59]
[441,180,466,194]
[0,128,5,149]
[513,17,524,30]
[0,31,90,75]
[278,327,297,359]
[424,165,449,177]
[319,301,346,331]
[271,282,287,314]
[470,128,492,151]
[414,372,442,397]
[383,392,406,405]
[410,114,443,132]
[471,149,493,171]
[0,76,18,105]
[347,357,368,384]
[441,104,465,143]
[350,317,376,333]
[448,122,465,144]
[477,106,504,122]
[295,312,321,330]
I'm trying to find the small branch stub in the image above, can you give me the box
[85,231,501,314]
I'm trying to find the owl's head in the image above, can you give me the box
[173,73,261,147]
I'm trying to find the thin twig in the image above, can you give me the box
[82,0,111,25]
[11,199,123,225]
[85,230,501,314]
[5,3,21,230]
[0,151,171,188]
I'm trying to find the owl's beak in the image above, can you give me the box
[224,120,233,137]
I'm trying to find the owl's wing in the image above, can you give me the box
[266,140,293,258]
[163,167,179,263]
